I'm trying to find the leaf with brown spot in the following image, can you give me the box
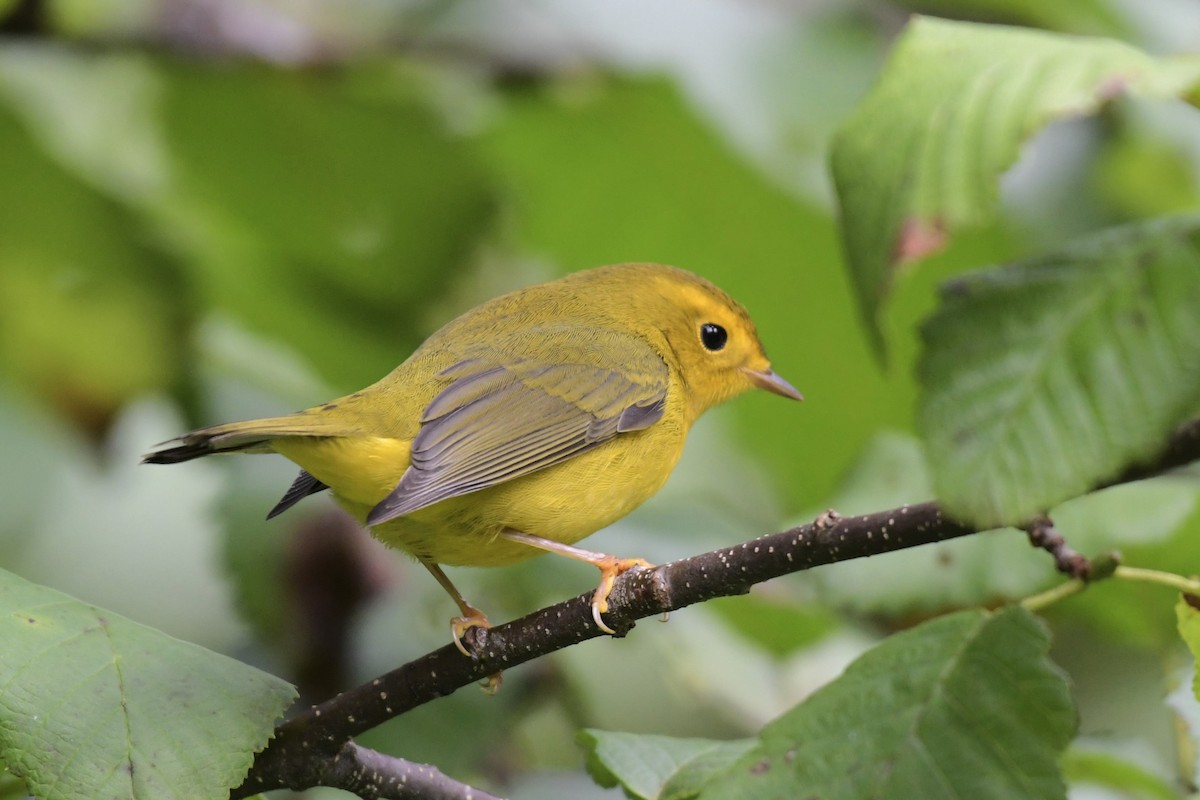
[894,216,949,265]
[830,15,1200,353]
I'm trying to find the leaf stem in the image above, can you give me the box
[1021,580,1086,612]
[1113,566,1200,595]
[1022,566,1200,613]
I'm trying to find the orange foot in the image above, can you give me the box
[450,606,491,658]
[497,529,657,635]
[449,608,502,693]
[419,560,502,691]
[589,556,655,634]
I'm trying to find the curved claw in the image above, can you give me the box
[450,609,492,658]
[450,613,503,692]
[590,556,655,635]
[592,602,616,635]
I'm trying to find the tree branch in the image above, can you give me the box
[233,417,1200,799]
[316,742,501,800]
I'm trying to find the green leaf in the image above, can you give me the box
[1062,747,1178,800]
[581,730,754,800]
[0,568,295,800]
[918,214,1200,527]
[702,607,1076,800]
[659,741,759,800]
[1176,595,1200,701]
[830,15,1200,348]
[45,0,154,37]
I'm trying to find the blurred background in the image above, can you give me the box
[1,0,1199,797]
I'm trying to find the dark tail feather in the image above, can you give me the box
[267,470,329,520]
[142,414,350,465]
[142,440,258,464]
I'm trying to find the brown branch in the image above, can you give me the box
[1106,417,1200,486]
[314,742,501,800]
[233,416,1200,799]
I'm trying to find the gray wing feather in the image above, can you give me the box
[366,349,668,526]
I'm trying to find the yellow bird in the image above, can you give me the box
[145,263,801,652]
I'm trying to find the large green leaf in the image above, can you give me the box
[918,215,1200,527]
[701,607,1075,800]
[830,15,1200,348]
[0,569,295,800]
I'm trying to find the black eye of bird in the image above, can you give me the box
[700,323,727,352]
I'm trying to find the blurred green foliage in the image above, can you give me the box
[1,0,1199,798]
[160,62,498,389]
[0,100,186,432]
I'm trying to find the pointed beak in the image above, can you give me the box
[742,368,804,401]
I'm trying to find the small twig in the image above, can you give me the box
[1023,516,1091,579]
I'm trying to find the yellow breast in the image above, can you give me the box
[270,393,689,568]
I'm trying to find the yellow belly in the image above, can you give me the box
[272,420,687,567]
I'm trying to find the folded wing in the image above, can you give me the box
[366,331,669,526]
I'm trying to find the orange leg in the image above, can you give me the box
[420,560,501,693]
[498,530,654,634]
[420,560,491,656]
